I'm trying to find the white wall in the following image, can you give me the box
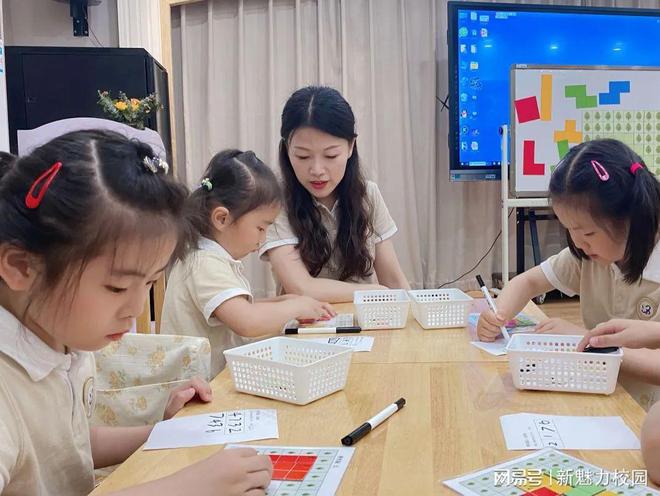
[3,0,119,47]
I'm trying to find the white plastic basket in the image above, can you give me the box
[223,337,353,405]
[408,289,473,329]
[353,289,410,330]
[506,334,623,395]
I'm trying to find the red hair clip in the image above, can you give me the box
[25,162,62,209]
[630,162,644,175]
[590,160,609,182]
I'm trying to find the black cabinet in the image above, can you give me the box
[6,47,171,156]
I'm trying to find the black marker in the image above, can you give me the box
[341,398,406,446]
[284,326,361,335]
[476,275,510,341]
[583,345,620,354]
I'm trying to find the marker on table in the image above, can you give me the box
[475,274,510,342]
[285,326,361,335]
[583,345,620,354]
[341,398,405,446]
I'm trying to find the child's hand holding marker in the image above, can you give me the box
[577,319,660,351]
[477,309,508,342]
[475,275,510,342]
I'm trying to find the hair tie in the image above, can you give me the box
[238,150,256,161]
[25,161,62,209]
[200,177,213,191]
[590,160,609,182]
[630,162,644,175]
[142,156,169,174]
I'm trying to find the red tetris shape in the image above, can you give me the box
[528,487,558,496]
[272,470,288,479]
[288,470,308,481]
[514,96,541,123]
[269,454,318,481]
[523,140,545,175]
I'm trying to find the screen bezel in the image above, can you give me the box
[446,1,660,181]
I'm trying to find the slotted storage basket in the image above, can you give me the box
[223,337,353,405]
[408,289,473,329]
[353,289,410,330]
[506,334,623,395]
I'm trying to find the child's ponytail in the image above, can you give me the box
[625,164,660,282]
[185,149,281,241]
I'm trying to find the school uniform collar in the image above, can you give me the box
[312,197,339,216]
[0,305,78,381]
[198,237,242,264]
[642,239,660,284]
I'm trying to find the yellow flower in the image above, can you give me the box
[135,396,148,411]
[115,101,128,111]
[182,354,191,368]
[148,347,166,372]
[96,404,118,426]
[130,98,139,110]
[109,370,127,389]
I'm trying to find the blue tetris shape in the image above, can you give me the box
[598,80,631,105]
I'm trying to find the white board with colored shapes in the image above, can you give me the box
[511,65,660,197]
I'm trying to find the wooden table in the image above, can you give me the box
[92,300,650,495]
[92,362,647,495]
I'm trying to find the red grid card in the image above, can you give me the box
[269,454,318,481]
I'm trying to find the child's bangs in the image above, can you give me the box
[551,192,628,241]
[93,205,185,272]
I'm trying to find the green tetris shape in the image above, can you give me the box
[565,85,598,108]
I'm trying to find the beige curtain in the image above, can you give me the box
[170,0,660,297]
[117,0,163,62]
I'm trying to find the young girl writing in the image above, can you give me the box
[259,86,410,303]
[0,131,271,495]
[477,139,660,383]
[161,149,335,377]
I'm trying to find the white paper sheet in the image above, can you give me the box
[467,312,537,356]
[144,409,278,450]
[305,335,374,352]
[470,340,508,356]
[500,413,640,450]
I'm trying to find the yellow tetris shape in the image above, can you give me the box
[554,120,583,143]
[518,473,571,493]
[541,74,553,121]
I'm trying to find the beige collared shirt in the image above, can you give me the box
[0,306,96,496]
[259,181,397,284]
[161,237,256,377]
[541,241,660,329]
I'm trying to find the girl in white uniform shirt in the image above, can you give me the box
[0,131,271,495]
[161,149,334,377]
